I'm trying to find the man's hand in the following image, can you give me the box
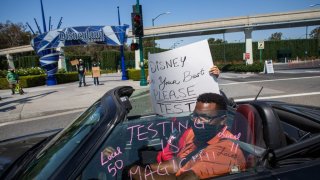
[209,65,220,78]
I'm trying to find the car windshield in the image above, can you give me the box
[128,88,154,116]
[79,92,264,179]
[16,98,110,179]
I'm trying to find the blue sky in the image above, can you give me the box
[0,0,319,48]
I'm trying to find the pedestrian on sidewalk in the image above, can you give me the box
[77,59,86,87]
[92,61,100,86]
[6,68,19,95]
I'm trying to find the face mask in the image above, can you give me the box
[191,122,224,145]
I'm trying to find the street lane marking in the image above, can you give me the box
[0,108,85,127]
[220,76,320,86]
[235,92,320,102]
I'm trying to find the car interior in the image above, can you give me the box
[234,100,320,168]
[79,87,320,180]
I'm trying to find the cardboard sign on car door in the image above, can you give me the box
[148,40,220,116]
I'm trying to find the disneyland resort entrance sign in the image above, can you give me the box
[31,25,128,85]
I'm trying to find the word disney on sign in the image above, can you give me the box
[148,40,220,116]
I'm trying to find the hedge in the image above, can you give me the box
[0,75,46,89]
[56,72,79,84]
[127,69,149,81]
[220,63,264,72]
[64,51,135,72]
[0,72,79,89]
[210,39,319,63]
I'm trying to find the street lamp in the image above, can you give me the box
[152,12,171,26]
[152,12,170,53]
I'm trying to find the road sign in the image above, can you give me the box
[243,53,250,60]
[258,41,264,49]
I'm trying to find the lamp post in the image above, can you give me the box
[152,12,170,53]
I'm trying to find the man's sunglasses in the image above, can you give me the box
[190,112,226,122]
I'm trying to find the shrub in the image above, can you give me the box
[15,67,45,76]
[58,68,67,74]
[19,75,47,88]
[0,70,7,78]
[127,69,149,81]
[0,75,47,89]
[218,63,264,72]
[0,73,79,89]
[56,72,79,84]
[0,78,8,89]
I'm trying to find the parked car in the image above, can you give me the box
[0,86,319,180]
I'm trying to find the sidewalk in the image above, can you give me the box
[0,73,149,124]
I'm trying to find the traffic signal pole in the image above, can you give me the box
[136,0,147,86]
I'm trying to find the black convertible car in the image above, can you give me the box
[0,86,319,179]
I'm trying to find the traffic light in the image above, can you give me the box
[130,43,139,51]
[131,5,144,37]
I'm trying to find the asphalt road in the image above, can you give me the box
[0,111,81,141]
[219,70,320,106]
[1,69,319,141]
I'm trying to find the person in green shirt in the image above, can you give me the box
[6,69,19,95]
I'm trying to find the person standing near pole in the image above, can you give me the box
[77,59,86,87]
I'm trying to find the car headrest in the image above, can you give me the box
[251,101,287,150]
[232,104,266,148]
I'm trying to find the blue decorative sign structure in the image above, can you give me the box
[31,25,129,85]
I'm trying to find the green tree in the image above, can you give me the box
[0,21,32,49]
[208,38,225,44]
[309,26,320,39]
[143,37,157,48]
[269,32,283,41]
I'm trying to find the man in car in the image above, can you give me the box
[156,65,221,162]
[129,93,246,180]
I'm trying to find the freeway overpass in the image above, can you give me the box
[1,9,320,68]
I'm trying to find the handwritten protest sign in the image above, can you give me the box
[92,67,101,77]
[70,59,79,66]
[148,40,220,116]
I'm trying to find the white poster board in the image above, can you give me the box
[148,40,220,116]
[264,60,274,74]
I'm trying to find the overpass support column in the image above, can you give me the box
[244,28,253,64]
[6,54,15,69]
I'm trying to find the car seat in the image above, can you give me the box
[251,101,287,150]
[232,104,266,148]
[231,103,266,168]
